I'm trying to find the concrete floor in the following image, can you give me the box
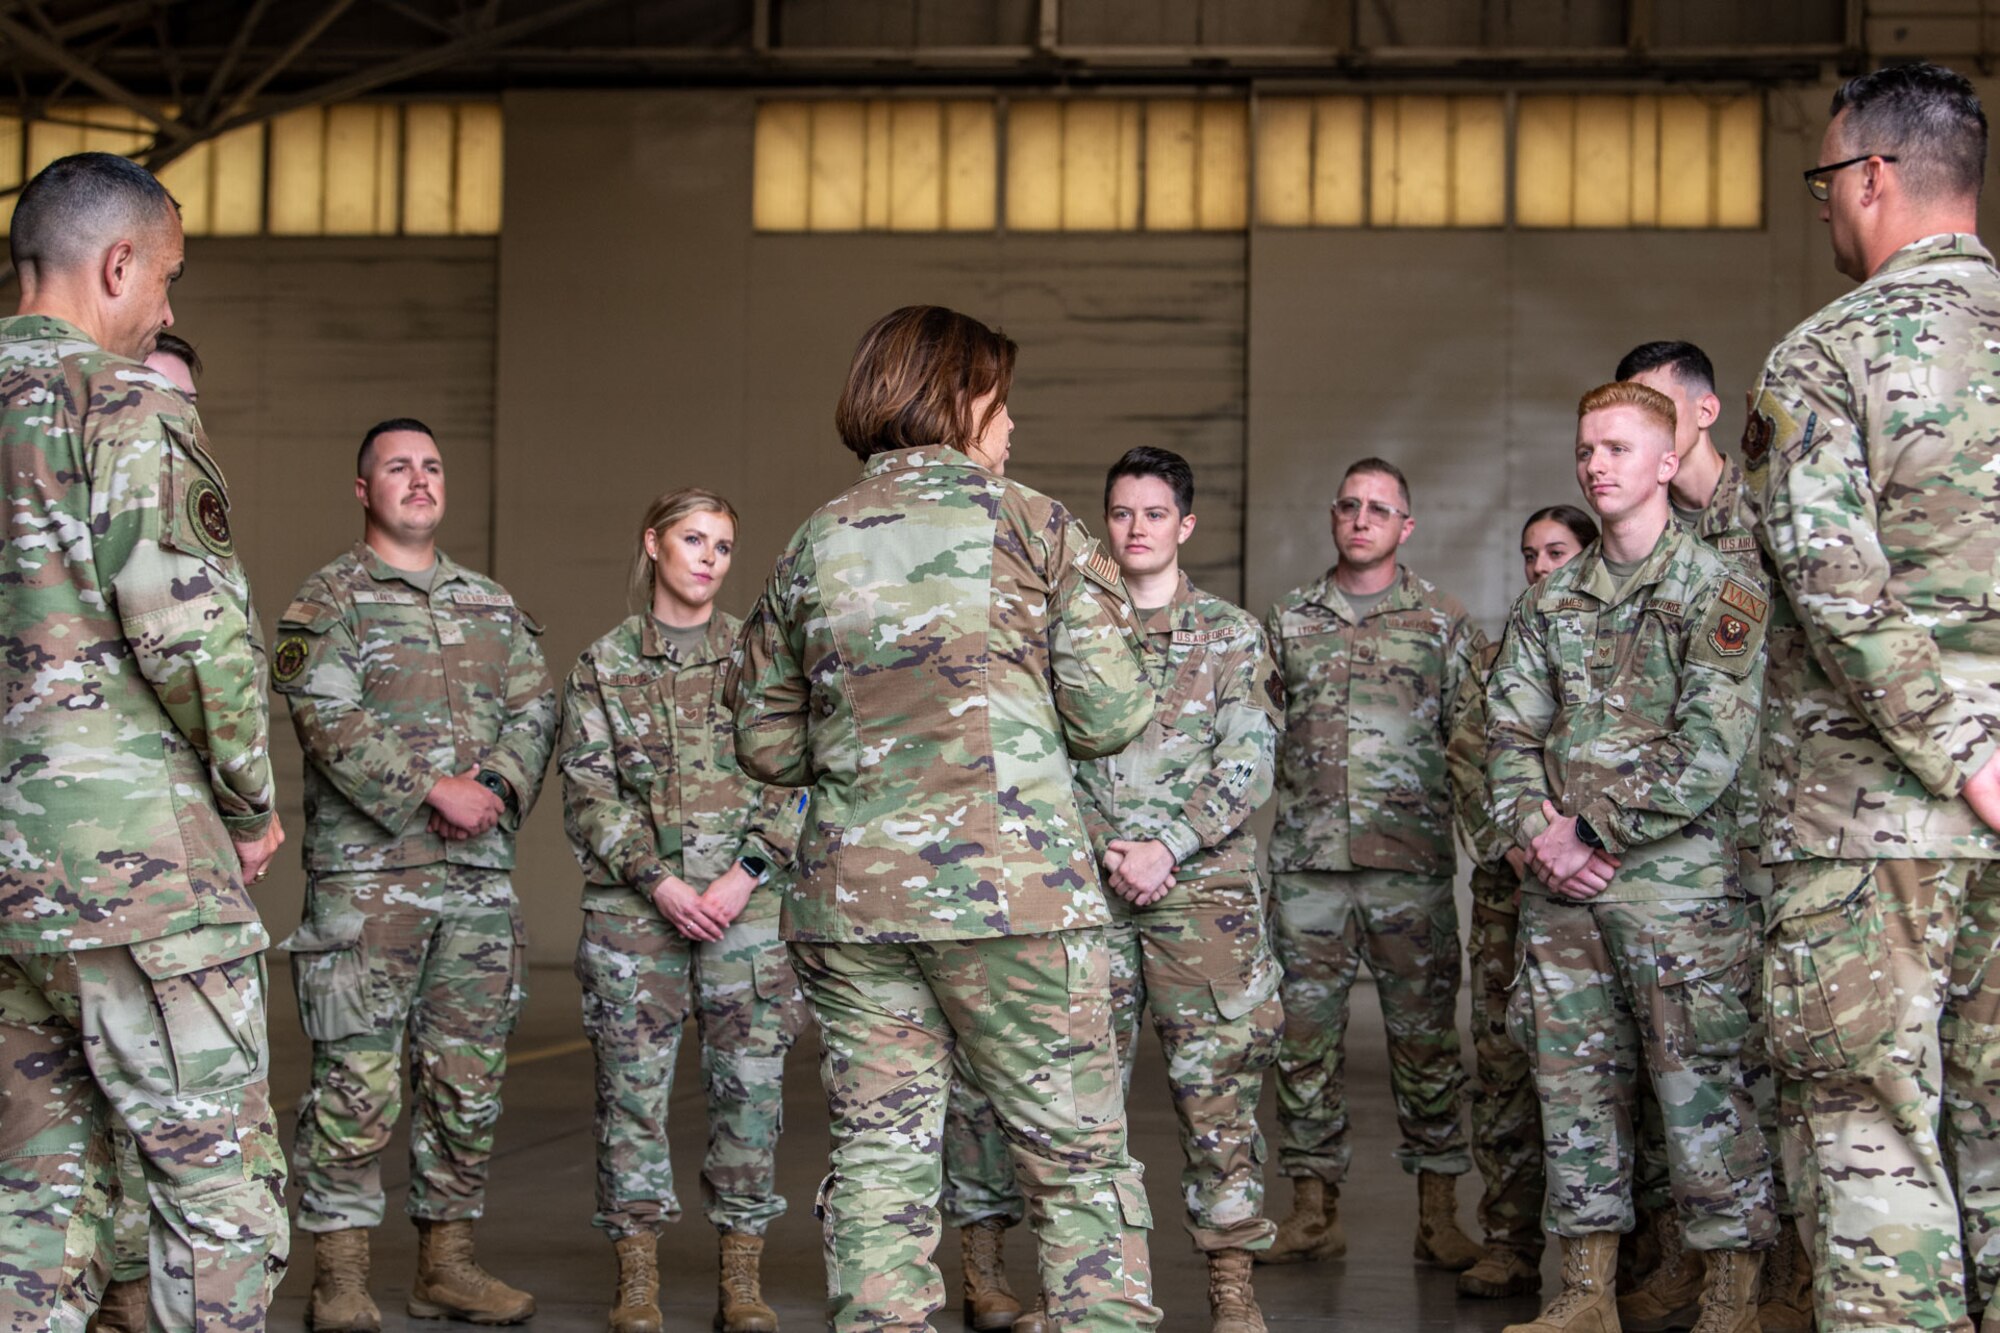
[264,961,1551,1331]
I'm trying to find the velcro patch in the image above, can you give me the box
[1555,597,1593,613]
[1710,613,1752,657]
[1718,578,1768,623]
[1741,409,1774,469]
[354,591,420,605]
[184,475,233,558]
[1075,543,1125,592]
[272,634,311,685]
[453,591,515,608]
[1649,599,1685,618]
[1715,535,1758,554]
[1172,628,1232,646]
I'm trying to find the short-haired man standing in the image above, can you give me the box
[1488,383,1776,1333]
[1745,61,2000,1332]
[1261,458,1484,1271]
[0,153,287,1328]
[273,418,556,1329]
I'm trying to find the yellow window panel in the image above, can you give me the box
[1656,94,1715,228]
[861,100,890,230]
[401,104,455,235]
[0,115,20,234]
[157,140,212,237]
[753,102,811,231]
[1145,100,1196,231]
[1374,95,1450,227]
[1451,95,1506,226]
[454,102,502,235]
[888,100,942,232]
[807,101,866,232]
[209,123,265,235]
[1196,100,1247,230]
[942,101,996,231]
[1064,100,1138,231]
[27,118,85,176]
[324,104,386,235]
[82,106,149,157]
[375,108,402,233]
[1628,95,1660,226]
[1514,95,1574,228]
[1312,96,1366,227]
[1715,94,1762,228]
[1006,99,1063,231]
[1572,94,1633,228]
[267,106,325,236]
[1255,98,1312,227]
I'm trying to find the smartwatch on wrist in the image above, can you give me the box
[1575,815,1604,851]
[475,769,517,817]
[738,854,772,886]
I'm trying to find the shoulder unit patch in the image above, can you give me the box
[1717,578,1768,624]
[185,475,233,558]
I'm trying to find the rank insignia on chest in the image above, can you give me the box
[273,634,310,684]
[1710,613,1752,657]
[1717,578,1768,623]
[186,475,233,558]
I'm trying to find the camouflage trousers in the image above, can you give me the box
[1467,867,1544,1258]
[941,880,1285,1253]
[1270,869,1471,1184]
[575,908,808,1238]
[1766,858,2000,1333]
[791,930,1160,1333]
[1633,850,1786,1219]
[0,928,288,1331]
[108,1126,147,1284]
[286,864,525,1232]
[1512,892,1775,1250]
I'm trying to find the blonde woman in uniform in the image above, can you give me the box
[560,488,807,1333]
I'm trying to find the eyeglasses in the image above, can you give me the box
[1803,153,1897,201]
[1333,498,1409,523]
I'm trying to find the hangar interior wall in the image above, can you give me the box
[197,82,1998,960]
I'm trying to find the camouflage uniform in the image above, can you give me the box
[1744,232,2000,1332]
[1486,524,1777,1252]
[1444,640,1544,1260]
[272,542,555,1233]
[730,444,1162,1332]
[1264,566,1482,1186]
[559,611,809,1239]
[944,576,1286,1254]
[0,317,286,1328]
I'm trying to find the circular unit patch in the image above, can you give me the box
[272,634,310,684]
[186,476,234,558]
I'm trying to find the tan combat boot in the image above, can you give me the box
[1502,1232,1620,1333]
[1757,1218,1812,1332]
[609,1234,663,1333]
[307,1229,382,1333]
[90,1276,149,1333]
[959,1219,1024,1329]
[718,1232,778,1333]
[1011,1300,1051,1333]
[1687,1249,1761,1333]
[1459,1246,1544,1299]
[1256,1178,1344,1264]
[408,1219,535,1324]
[1414,1171,1484,1271]
[1620,1203,1667,1291]
[1207,1248,1268,1333]
[1616,1211,1703,1333]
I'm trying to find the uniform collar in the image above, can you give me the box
[1306,563,1413,624]
[353,540,464,594]
[641,611,732,665]
[1557,523,1684,610]
[1136,570,1200,637]
[860,445,989,479]
[0,313,98,348]
[1694,454,1749,539]
[1872,232,1994,281]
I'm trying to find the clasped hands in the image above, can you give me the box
[1103,838,1176,908]
[650,862,758,942]
[425,766,507,842]
[1524,799,1621,901]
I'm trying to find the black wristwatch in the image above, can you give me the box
[738,854,772,885]
[476,770,518,817]
[1575,815,1604,850]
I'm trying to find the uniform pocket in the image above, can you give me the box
[1658,948,1752,1062]
[1763,872,1894,1079]
[131,952,268,1096]
[280,914,378,1042]
[1210,951,1281,1022]
[1064,932,1122,1128]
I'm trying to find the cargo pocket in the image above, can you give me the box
[1658,947,1752,1062]
[1210,952,1281,1022]
[1114,1177,1154,1303]
[129,949,268,1099]
[574,928,639,1045]
[280,915,377,1042]
[1064,932,1122,1128]
[1763,874,1894,1079]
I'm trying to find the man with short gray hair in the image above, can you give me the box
[0,152,287,1328]
[1747,61,2000,1332]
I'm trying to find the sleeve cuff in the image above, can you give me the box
[1157,821,1204,864]
[221,810,273,840]
[1514,804,1552,849]
[1577,798,1628,856]
[1931,715,2000,801]
[736,834,784,870]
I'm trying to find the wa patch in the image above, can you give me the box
[1710,613,1752,657]
[272,633,310,685]
[185,475,233,558]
